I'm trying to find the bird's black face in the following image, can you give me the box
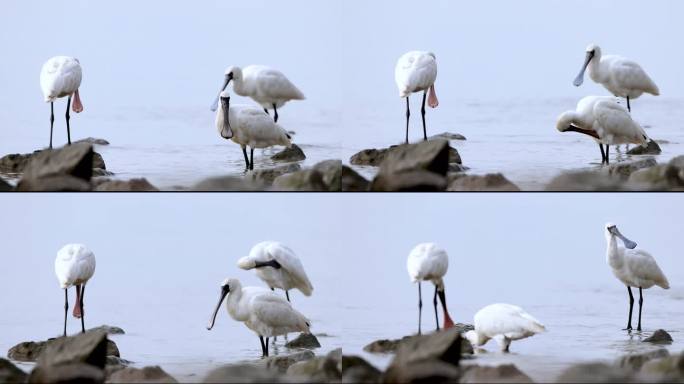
[210,73,234,112]
[207,283,231,330]
[220,96,233,139]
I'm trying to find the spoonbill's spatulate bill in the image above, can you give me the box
[395,51,439,144]
[207,278,311,357]
[556,96,649,164]
[464,303,545,353]
[604,223,669,331]
[54,244,96,337]
[406,243,454,335]
[40,56,84,149]
[210,65,305,123]
[214,92,292,170]
[237,241,313,302]
[573,44,659,112]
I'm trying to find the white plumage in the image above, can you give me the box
[574,44,659,111]
[604,223,669,331]
[395,51,439,143]
[207,278,310,356]
[556,96,649,163]
[215,92,292,170]
[464,303,546,353]
[40,56,84,148]
[237,241,314,300]
[407,243,454,334]
[54,243,95,336]
[211,65,304,123]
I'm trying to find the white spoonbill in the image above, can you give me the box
[40,56,84,149]
[556,96,649,164]
[407,243,454,335]
[210,65,305,123]
[207,278,311,357]
[395,51,439,144]
[55,244,96,337]
[604,223,669,331]
[237,241,313,302]
[573,44,659,112]
[464,303,546,353]
[215,92,292,170]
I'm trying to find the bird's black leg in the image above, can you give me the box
[605,145,610,164]
[265,337,270,356]
[417,282,422,335]
[421,90,427,141]
[433,284,440,331]
[273,103,278,123]
[599,144,606,163]
[626,96,631,113]
[241,147,250,169]
[259,336,267,356]
[249,147,254,170]
[405,97,410,144]
[286,290,290,303]
[264,108,270,115]
[80,284,86,333]
[66,96,72,145]
[637,287,643,331]
[49,102,55,149]
[63,288,68,337]
[624,286,634,331]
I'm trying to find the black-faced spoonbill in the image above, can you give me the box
[464,303,546,353]
[395,51,439,144]
[237,241,313,303]
[604,223,669,331]
[207,278,311,357]
[210,65,305,123]
[573,44,659,112]
[214,93,292,170]
[40,56,84,149]
[556,96,649,164]
[54,244,96,337]
[407,243,454,335]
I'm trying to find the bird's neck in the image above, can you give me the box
[606,235,622,268]
[226,290,247,321]
[232,77,248,96]
[588,54,604,83]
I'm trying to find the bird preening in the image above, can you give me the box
[54,244,96,337]
[40,56,84,149]
[604,223,669,332]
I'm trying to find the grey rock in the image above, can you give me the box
[286,348,341,382]
[448,164,468,173]
[545,170,628,191]
[29,363,104,384]
[460,364,533,383]
[92,152,106,170]
[447,146,462,165]
[192,176,268,191]
[203,363,282,383]
[88,325,125,335]
[313,160,342,191]
[17,175,92,191]
[640,351,684,382]
[92,168,114,177]
[341,166,369,191]
[37,331,112,369]
[273,168,328,191]
[618,348,669,371]
[250,163,301,185]
[628,155,684,191]
[378,140,450,176]
[389,328,466,368]
[21,143,98,181]
[642,329,673,344]
[349,148,390,166]
[342,355,381,384]
[285,333,321,349]
[7,340,48,362]
[371,170,447,191]
[271,144,306,162]
[0,152,34,173]
[555,362,638,383]
[364,324,473,354]
[265,350,315,373]
[74,137,110,146]
[106,366,177,383]
[104,356,131,378]
[429,132,467,141]
[94,178,159,191]
[0,178,13,191]
[9,332,119,365]
[383,360,461,384]
[447,173,520,191]
[0,358,28,383]
[608,158,658,180]
[626,140,661,155]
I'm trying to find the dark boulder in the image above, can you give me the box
[192,176,267,191]
[429,132,467,141]
[0,358,28,383]
[460,364,533,383]
[286,348,341,382]
[8,333,119,364]
[342,355,381,383]
[265,350,315,373]
[88,325,125,335]
[94,178,158,191]
[447,173,520,191]
[28,363,104,384]
[271,144,306,162]
[0,178,13,191]
[250,163,301,185]
[626,140,661,155]
[642,329,673,344]
[371,169,447,191]
[342,165,369,191]
[383,359,461,383]
[17,175,92,191]
[107,366,177,383]
[608,158,657,180]
[545,170,628,191]
[74,137,110,146]
[350,148,390,166]
[285,333,321,349]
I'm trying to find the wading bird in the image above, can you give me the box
[54,244,96,337]
[395,51,439,144]
[573,44,659,112]
[210,65,304,123]
[207,278,311,357]
[464,303,546,353]
[40,56,84,148]
[556,96,648,163]
[604,223,669,331]
[214,92,292,170]
[237,241,313,302]
[407,243,454,335]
